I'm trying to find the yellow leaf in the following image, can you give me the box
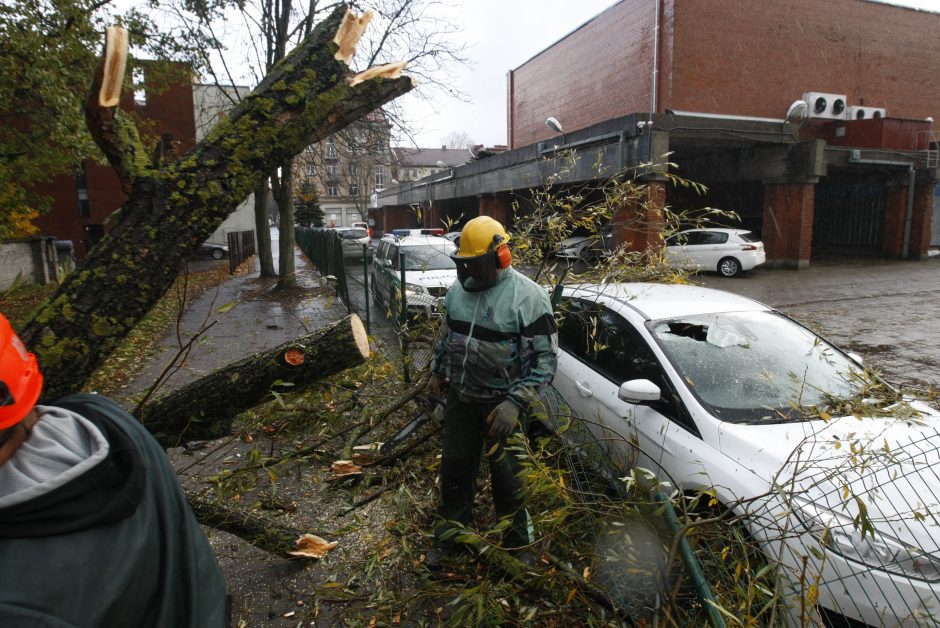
[566,588,578,605]
[288,533,338,558]
[819,411,832,421]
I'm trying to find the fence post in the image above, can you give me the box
[399,250,410,383]
[363,243,371,335]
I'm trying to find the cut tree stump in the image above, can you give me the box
[141,314,370,447]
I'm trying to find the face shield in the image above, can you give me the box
[452,251,500,292]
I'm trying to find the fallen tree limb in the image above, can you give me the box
[141,314,370,447]
[185,488,303,556]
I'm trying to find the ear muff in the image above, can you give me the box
[495,244,512,269]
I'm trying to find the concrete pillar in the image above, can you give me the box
[762,183,815,269]
[884,182,934,259]
[478,194,512,227]
[610,181,666,253]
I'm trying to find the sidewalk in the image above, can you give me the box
[119,232,360,625]
[117,230,348,407]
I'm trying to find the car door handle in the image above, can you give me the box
[574,381,593,397]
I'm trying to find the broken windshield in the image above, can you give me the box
[649,311,862,423]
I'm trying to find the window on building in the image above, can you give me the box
[76,165,90,217]
[348,163,358,176]
[326,182,339,196]
[373,165,385,190]
[305,162,316,177]
[325,163,337,177]
[409,168,417,180]
[324,140,337,159]
[349,184,359,196]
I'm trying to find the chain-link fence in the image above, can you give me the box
[297,228,439,381]
[296,227,351,311]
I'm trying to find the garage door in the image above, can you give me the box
[813,182,885,256]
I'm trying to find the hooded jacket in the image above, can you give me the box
[0,393,227,628]
[431,267,558,408]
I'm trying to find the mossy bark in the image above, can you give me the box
[140,314,369,448]
[19,3,411,401]
[185,488,302,556]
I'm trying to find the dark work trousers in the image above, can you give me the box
[434,390,534,550]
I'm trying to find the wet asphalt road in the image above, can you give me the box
[345,254,940,389]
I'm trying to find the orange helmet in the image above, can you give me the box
[0,313,42,430]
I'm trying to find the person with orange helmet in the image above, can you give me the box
[0,312,227,626]
[425,216,558,570]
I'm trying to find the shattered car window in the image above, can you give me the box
[649,311,862,423]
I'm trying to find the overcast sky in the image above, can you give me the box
[405,0,940,149]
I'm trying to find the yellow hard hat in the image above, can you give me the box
[455,216,510,258]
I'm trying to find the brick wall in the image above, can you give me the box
[508,0,656,149]
[670,0,940,121]
[762,183,815,267]
[30,62,196,258]
[509,0,940,146]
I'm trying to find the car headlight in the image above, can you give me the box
[404,283,426,297]
[793,498,940,582]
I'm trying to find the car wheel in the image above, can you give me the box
[718,257,741,277]
[210,247,225,260]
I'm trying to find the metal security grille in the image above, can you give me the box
[813,182,885,255]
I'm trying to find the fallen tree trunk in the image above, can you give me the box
[141,314,370,448]
[185,488,303,556]
[20,4,412,402]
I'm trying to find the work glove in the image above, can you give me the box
[487,400,521,438]
[428,373,446,399]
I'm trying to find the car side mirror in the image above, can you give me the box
[618,379,662,404]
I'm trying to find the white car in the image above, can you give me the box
[551,282,940,626]
[335,227,371,259]
[555,227,613,263]
[665,228,765,277]
[371,234,457,317]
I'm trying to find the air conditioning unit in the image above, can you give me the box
[846,106,886,120]
[802,92,848,119]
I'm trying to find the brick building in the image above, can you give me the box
[298,110,392,228]
[375,0,939,267]
[31,62,197,258]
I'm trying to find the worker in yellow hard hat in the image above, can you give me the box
[426,215,558,570]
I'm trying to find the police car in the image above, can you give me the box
[370,229,457,318]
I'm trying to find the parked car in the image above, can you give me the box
[664,228,765,277]
[551,282,940,626]
[198,242,229,260]
[335,227,371,260]
[371,234,457,317]
[555,227,613,263]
